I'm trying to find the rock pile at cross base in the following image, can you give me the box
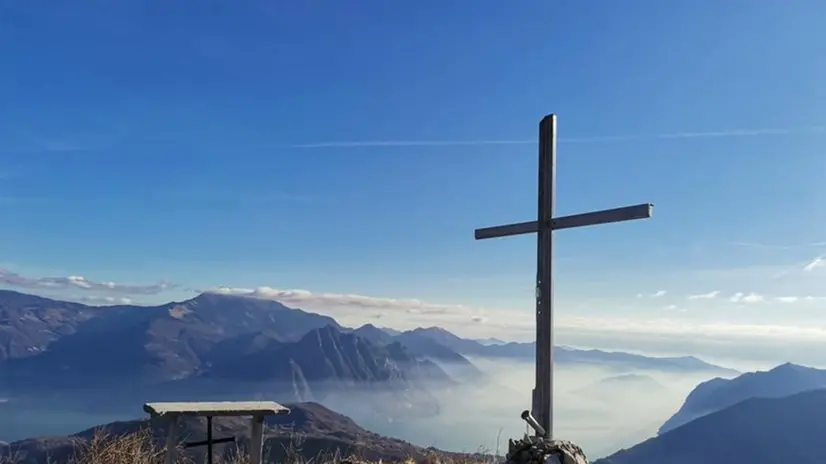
[505,436,589,464]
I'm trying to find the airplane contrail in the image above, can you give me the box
[289,140,533,148]
[289,125,826,149]
[729,241,826,250]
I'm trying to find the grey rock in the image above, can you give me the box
[506,436,589,464]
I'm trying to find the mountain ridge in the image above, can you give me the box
[0,289,738,396]
[0,290,736,375]
[596,387,826,464]
[658,362,826,434]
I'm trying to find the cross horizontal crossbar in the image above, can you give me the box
[474,203,653,240]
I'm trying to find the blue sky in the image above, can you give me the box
[2,1,826,361]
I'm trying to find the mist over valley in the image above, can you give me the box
[0,290,737,459]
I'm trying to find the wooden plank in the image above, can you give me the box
[144,401,290,418]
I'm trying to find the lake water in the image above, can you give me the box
[0,401,135,443]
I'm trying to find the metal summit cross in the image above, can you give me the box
[474,114,654,440]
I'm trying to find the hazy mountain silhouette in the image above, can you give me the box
[0,291,341,389]
[394,326,736,373]
[0,292,452,416]
[349,325,468,365]
[659,362,826,434]
[570,374,668,401]
[204,325,451,386]
[347,326,482,379]
[0,290,735,395]
[350,323,396,345]
[475,337,506,345]
[402,327,482,353]
[377,326,402,336]
[596,388,826,464]
[0,290,102,362]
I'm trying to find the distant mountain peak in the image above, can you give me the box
[185,291,300,313]
[770,362,809,372]
[356,323,380,330]
[192,290,253,301]
[413,326,453,335]
[351,324,395,345]
[406,326,464,343]
[181,291,245,307]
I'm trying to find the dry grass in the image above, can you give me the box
[74,428,173,464]
[0,428,495,464]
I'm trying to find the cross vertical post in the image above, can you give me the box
[534,114,556,438]
[473,113,654,440]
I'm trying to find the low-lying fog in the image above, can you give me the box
[0,358,725,459]
[333,357,723,459]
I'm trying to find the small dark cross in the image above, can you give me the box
[474,114,654,439]
[183,416,236,464]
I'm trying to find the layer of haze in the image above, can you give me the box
[333,358,724,459]
[0,357,728,460]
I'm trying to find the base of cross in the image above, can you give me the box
[506,436,589,464]
[507,410,589,464]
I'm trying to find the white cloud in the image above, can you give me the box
[213,286,460,314]
[687,290,719,300]
[75,295,133,305]
[803,255,825,272]
[0,268,173,295]
[636,290,667,298]
[0,269,171,294]
[663,304,686,312]
[743,293,764,303]
[207,285,826,348]
[210,286,516,338]
[558,315,826,344]
[730,292,764,303]
[775,296,799,303]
